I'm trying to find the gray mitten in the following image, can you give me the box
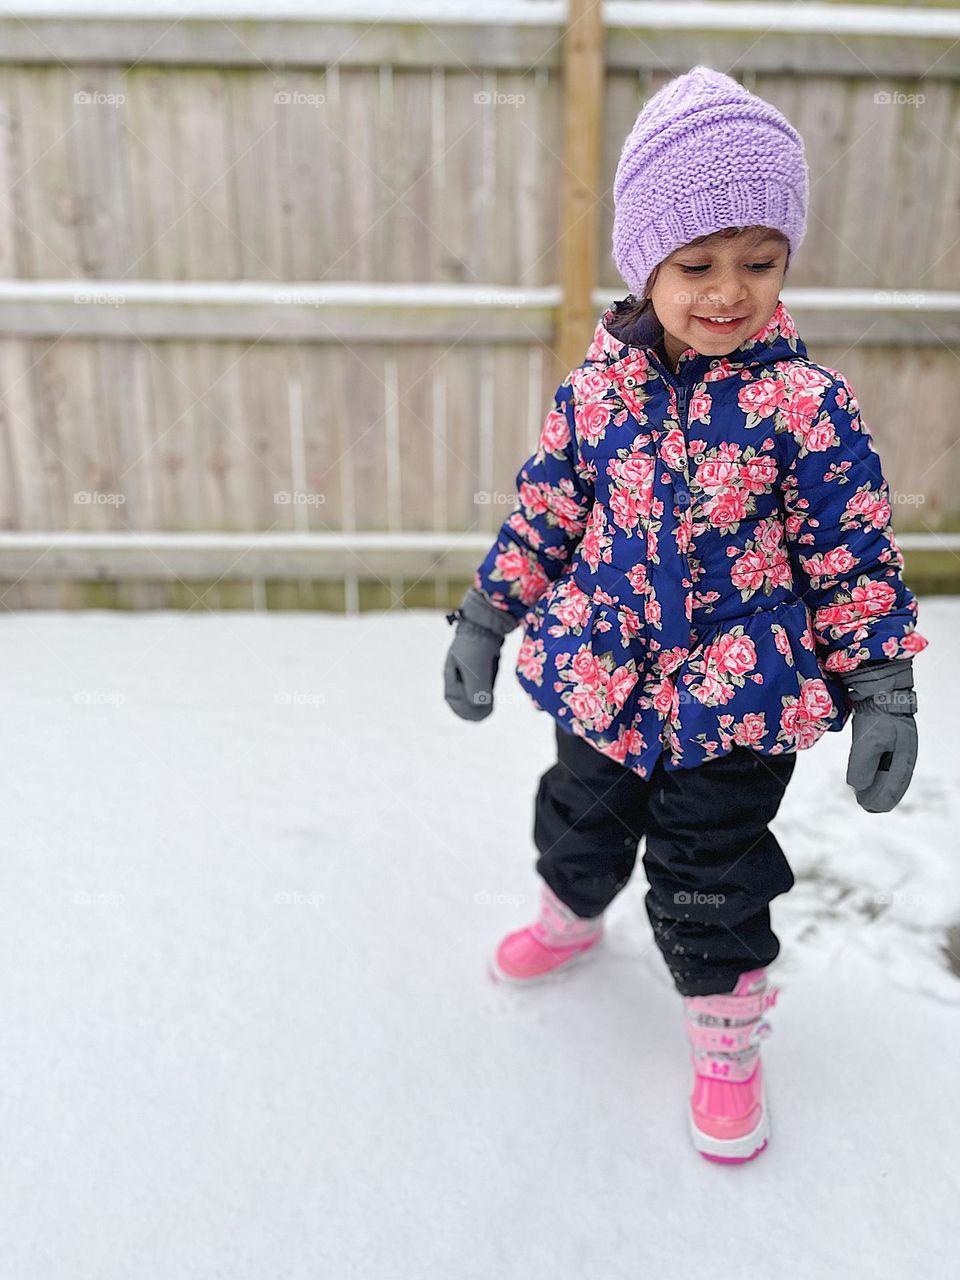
[839,658,918,813]
[444,587,519,722]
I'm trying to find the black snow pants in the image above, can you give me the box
[533,721,797,997]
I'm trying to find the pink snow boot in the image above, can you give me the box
[682,968,779,1164]
[488,883,603,985]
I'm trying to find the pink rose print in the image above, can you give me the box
[711,633,758,677]
[578,400,612,444]
[606,664,639,710]
[800,546,857,583]
[550,488,591,535]
[609,486,642,533]
[756,517,784,557]
[570,648,604,689]
[732,712,767,745]
[689,669,734,706]
[901,631,929,655]
[799,417,838,453]
[618,452,652,484]
[738,377,785,420]
[697,455,740,489]
[800,678,834,720]
[779,677,835,748]
[730,549,768,592]
[656,647,690,677]
[739,454,778,493]
[660,428,687,470]
[568,689,607,727]
[597,733,630,764]
[844,486,891,530]
[517,635,546,684]
[687,392,711,424]
[575,368,609,399]
[540,408,570,454]
[823,648,865,674]
[618,606,643,646]
[519,480,548,515]
[705,488,750,530]
[674,515,692,554]
[552,585,593,632]
[778,390,822,441]
[579,504,612,572]
[783,363,832,396]
[495,548,528,581]
[772,624,792,661]
[852,579,897,618]
[518,562,549,603]
[652,676,680,721]
[506,512,544,548]
[626,562,648,595]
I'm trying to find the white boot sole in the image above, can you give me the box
[486,935,603,986]
[689,1090,770,1162]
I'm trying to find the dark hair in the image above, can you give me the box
[614,225,790,326]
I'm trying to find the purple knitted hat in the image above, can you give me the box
[612,65,809,297]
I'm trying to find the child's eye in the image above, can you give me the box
[677,261,776,274]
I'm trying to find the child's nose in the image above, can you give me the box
[701,268,748,305]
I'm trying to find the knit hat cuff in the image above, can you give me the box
[620,180,806,297]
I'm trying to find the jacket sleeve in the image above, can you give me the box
[473,373,595,625]
[779,372,929,675]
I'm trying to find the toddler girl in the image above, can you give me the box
[443,66,928,1163]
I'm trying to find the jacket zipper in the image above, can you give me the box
[677,384,690,432]
[659,370,692,510]
[650,351,692,430]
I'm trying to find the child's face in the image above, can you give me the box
[649,230,789,369]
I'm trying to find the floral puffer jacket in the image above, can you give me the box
[474,297,929,777]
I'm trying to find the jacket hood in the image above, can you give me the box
[594,295,808,379]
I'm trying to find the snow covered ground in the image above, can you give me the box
[0,599,957,1277]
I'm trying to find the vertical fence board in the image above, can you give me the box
[227,72,285,282]
[277,68,330,281]
[383,69,435,284]
[15,66,83,278]
[173,69,236,280]
[70,65,132,277]
[124,68,181,280]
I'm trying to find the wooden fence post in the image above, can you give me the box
[555,0,606,381]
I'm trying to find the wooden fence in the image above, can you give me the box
[0,1,958,608]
